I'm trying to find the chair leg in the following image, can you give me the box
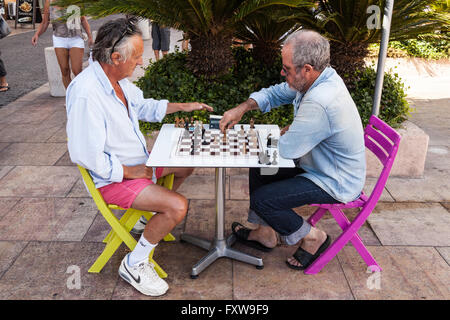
[89,233,136,273]
[305,209,380,274]
[307,207,327,226]
[103,210,133,244]
[329,208,380,270]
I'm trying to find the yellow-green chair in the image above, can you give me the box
[77,165,175,278]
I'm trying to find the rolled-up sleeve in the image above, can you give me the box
[66,96,124,183]
[128,82,168,122]
[279,101,331,159]
[249,82,297,113]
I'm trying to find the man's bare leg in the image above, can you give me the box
[234,224,278,249]
[159,167,194,191]
[131,184,188,244]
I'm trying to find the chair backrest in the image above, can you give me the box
[77,165,110,209]
[363,115,401,207]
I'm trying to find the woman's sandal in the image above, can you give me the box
[0,85,10,92]
[286,235,331,271]
[231,222,273,252]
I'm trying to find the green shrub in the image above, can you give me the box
[351,67,411,128]
[135,48,293,133]
[136,48,411,132]
[369,39,450,60]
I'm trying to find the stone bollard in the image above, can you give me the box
[137,19,150,40]
[44,47,66,97]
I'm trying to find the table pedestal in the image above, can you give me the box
[180,168,264,278]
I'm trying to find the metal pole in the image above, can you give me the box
[372,0,394,116]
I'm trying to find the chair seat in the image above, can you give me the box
[310,192,368,209]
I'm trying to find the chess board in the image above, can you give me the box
[173,128,262,158]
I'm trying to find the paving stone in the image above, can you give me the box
[112,242,233,300]
[0,143,10,152]
[368,203,450,246]
[364,178,395,202]
[436,247,450,265]
[0,143,67,166]
[229,175,249,200]
[0,198,21,220]
[0,166,79,197]
[0,106,56,124]
[338,246,450,300]
[0,166,14,180]
[233,244,353,300]
[441,202,450,212]
[0,198,97,241]
[0,241,28,278]
[176,175,230,200]
[0,123,63,143]
[0,241,119,299]
[185,199,250,240]
[54,151,75,166]
[66,178,90,198]
[47,126,68,143]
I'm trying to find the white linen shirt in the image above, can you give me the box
[66,61,168,188]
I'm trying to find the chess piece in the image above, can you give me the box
[250,118,255,129]
[272,150,278,165]
[258,151,270,165]
[239,125,245,136]
[175,117,179,127]
[183,128,190,139]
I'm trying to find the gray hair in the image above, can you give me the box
[92,17,142,64]
[283,29,330,72]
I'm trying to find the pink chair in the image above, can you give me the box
[304,115,401,274]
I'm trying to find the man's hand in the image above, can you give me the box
[219,99,259,133]
[122,164,153,180]
[166,102,214,114]
[182,102,214,113]
[280,125,291,136]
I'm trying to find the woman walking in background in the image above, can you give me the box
[31,0,93,88]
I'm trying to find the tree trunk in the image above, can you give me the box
[330,41,369,89]
[187,34,234,78]
[252,40,281,66]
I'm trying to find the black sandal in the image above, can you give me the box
[231,222,273,252]
[0,85,10,92]
[286,235,331,270]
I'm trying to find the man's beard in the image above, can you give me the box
[291,76,308,93]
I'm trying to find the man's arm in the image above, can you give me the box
[219,82,297,132]
[67,96,123,183]
[219,98,259,132]
[166,102,214,114]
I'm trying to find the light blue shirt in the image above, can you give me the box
[249,67,366,203]
[66,61,168,188]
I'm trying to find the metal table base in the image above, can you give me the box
[180,167,264,278]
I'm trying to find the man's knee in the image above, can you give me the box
[168,195,188,223]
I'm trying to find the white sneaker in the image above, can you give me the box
[119,253,169,296]
[130,216,147,235]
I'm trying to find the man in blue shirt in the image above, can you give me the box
[220,30,366,271]
[66,18,213,296]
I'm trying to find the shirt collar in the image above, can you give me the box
[307,66,336,93]
[92,60,128,95]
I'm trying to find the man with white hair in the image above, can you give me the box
[66,17,213,296]
[220,30,366,271]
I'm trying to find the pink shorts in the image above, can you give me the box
[99,167,164,209]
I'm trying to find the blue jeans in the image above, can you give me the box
[248,168,340,245]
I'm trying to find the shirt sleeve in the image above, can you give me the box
[66,96,124,183]
[278,101,331,159]
[128,82,168,122]
[249,82,297,113]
